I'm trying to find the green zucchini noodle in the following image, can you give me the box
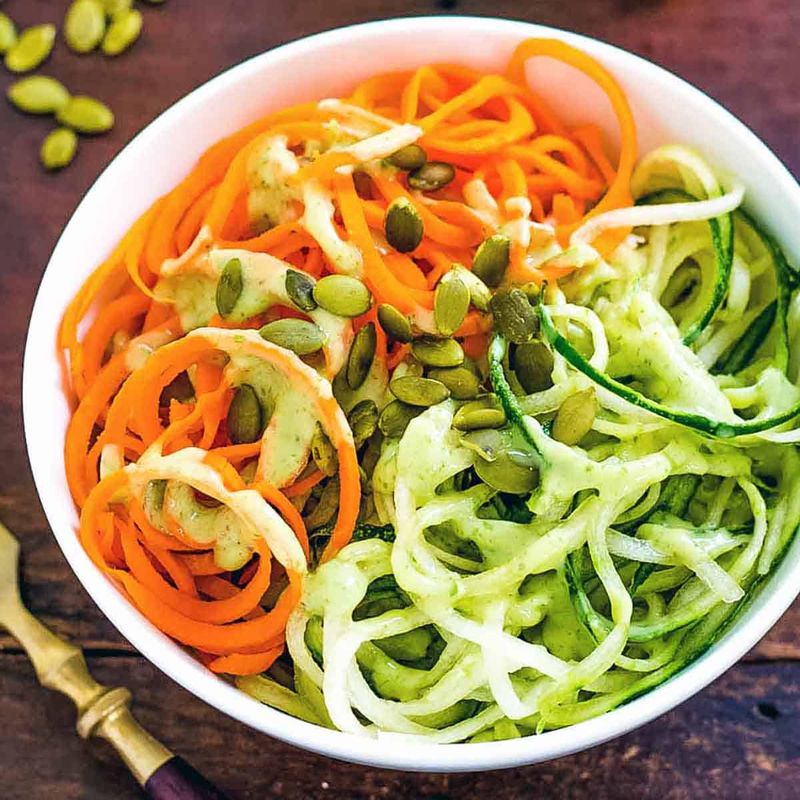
[235,141,800,742]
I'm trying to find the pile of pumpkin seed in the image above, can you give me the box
[2,1,163,171]
[213,142,596,500]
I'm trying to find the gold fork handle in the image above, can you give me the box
[5,603,229,797]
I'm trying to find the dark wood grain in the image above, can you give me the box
[0,0,798,797]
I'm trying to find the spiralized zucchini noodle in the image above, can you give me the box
[61,38,800,739]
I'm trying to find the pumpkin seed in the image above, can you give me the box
[40,128,78,171]
[552,388,597,445]
[65,1,106,54]
[453,406,506,431]
[102,0,134,16]
[313,274,371,317]
[385,197,423,253]
[56,95,115,134]
[434,271,470,336]
[387,143,427,171]
[258,318,325,355]
[474,449,538,494]
[472,234,511,288]
[101,8,142,56]
[408,161,455,192]
[452,264,491,311]
[305,477,340,531]
[215,257,243,318]
[346,322,377,389]
[377,303,413,343]
[5,24,56,73]
[427,366,480,400]
[227,384,264,444]
[411,336,464,368]
[489,287,538,344]
[389,375,450,407]
[348,399,379,448]
[378,400,422,438]
[8,76,70,115]
[285,269,317,311]
[311,423,338,476]
[0,13,18,56]
[513,341,554,393]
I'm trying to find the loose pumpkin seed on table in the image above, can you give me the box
[346,323,377,389]
[65,0,107,54]
[313,274,372,317]
[389,375,450,407]
[4,24,56,73]
[0,12,17,55]
[101,8,143,56]
[258,319,325,356]
[215,257,243,317]
[385,197,423,253]
[56,95,115,134]
[226,384,264,444]
[40,128,78,171]
[7,76,70,115]
[434,271,470,336]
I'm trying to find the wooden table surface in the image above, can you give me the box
[1,1,799,797]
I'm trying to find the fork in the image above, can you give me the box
[0,520,230,799]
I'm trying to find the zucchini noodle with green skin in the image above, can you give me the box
[236,143,800,741]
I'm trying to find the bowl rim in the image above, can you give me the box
[23,15,800,772]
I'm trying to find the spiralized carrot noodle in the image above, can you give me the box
[61,38,637,677]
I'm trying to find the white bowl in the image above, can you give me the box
[24,16,800,772]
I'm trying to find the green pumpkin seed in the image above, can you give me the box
[389,375,450,407]
[411,336,464,368]
[8,76,70,115]
[513,341,554,394]
[552,388,597,445]
[215,257,243,318]
[347,399,379,447]
[346,323,377,389]
[0,13,18,56]
[101,8,142,56]
[452,264,491,311]
[385,197,423,253]
[102,0,134,16]
[40,128,78,171]
[378,400,422,438]
[313,274,372,318]
[377,303,413,343]
[427,367,480,400]
[387,144,427,171]
[65,1,106,54]
[472,234,511,288]
[5,24,56,73]
[258,318,325,355]
[474,449,538,494]
[453,406,506,431]
[408,161,455,192]
[285,269,317,311]
[489,287,538,344]
[56,95,115,134]
[434,271,470,336]
[311,423,338,476]
[305,477,340,531]
[227,384,264,444]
